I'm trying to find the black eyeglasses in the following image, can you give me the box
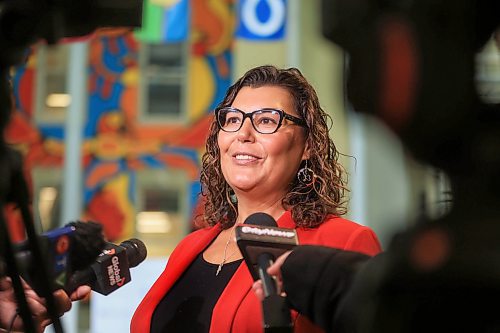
[215,107,307,134]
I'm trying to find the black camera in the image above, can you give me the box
[320,0,500,331]
[321,0,500,173]
[0,0,143,67]
[0,1,144,331]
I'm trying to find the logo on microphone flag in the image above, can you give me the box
[135,0,189,43]
[103,248,116,256]
[236,0,287,40]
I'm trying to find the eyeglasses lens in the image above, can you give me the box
[252,110,280,133]
[218,109,281,134]
[218,109,242,132]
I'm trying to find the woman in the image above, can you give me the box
[131,65,382,333]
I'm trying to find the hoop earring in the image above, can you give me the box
[297,160,316,186]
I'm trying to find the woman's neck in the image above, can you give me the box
[234,195,286,225]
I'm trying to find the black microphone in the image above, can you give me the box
[65,238,147,295]
[236,213,298,281]
[236,212,296,332]
[9,221,106,294]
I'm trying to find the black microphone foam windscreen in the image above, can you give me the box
[65,221,107,272]
[8,220,106,294]
[120,238,147,267]
[245,212,278,227]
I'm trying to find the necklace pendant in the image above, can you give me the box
[216,263,223,276]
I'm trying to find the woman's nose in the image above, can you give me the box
[236,117,256,141]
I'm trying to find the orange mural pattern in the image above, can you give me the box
[7,0,235,241]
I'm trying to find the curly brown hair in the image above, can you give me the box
[198,65,348,229]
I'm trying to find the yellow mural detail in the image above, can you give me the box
[127,140,162,157]
[192,0,235,56]
[150,0,180,7]
[205,0,235,55]
[84,136,162,159]
[11,143,28,155]
[122,67,139,86]
[44,138,65,155]
[25,52,37,68]
[106,112,125,129]
[90,133,128,160]
[187,57,215,121]
[105,174,135,240]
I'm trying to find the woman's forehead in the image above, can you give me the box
[232,86,297,114]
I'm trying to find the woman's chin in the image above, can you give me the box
[230,181,263,195]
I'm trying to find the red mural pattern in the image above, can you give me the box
[6,0,235,243]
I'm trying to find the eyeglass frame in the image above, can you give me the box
[214,106,308,134]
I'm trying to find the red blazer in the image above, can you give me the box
[131,211,382,333]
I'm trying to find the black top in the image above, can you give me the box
[151,253,243,333]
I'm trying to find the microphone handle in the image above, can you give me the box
[257,252,278,297]
[257,252,292,331]
[64,267,96,294]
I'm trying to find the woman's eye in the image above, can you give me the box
[257,117,278,125]
[226,117,241,124]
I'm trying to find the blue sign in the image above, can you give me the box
[236,0,287,40]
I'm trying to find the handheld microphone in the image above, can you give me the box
[235,213,298,281]
[236,212,296,332]
[65,238,147,295]
[10,221,106,294]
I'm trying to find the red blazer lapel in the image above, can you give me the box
[131,225,222,332]
[162,226,221,289]
[210,262,254,332]
[209,212,295,332]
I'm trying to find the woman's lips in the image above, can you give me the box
[232,153,261,164]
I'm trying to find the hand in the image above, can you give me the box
[0,277,91,332]
[252,250,292,300]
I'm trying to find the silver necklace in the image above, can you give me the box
[216,225,239,276]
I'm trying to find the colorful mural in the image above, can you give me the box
[6,0,235,243]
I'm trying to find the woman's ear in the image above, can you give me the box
[301,140,310,160]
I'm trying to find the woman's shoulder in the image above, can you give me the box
[174,224,220,248]
[185,224,220,237]
[318,215,371,231]
[298,215,382,256]
[166,224,221,262]
[320,215,380,241]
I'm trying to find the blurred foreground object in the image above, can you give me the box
[0,0,143,331]
[321,0,500,331]
[0,0,143,66]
